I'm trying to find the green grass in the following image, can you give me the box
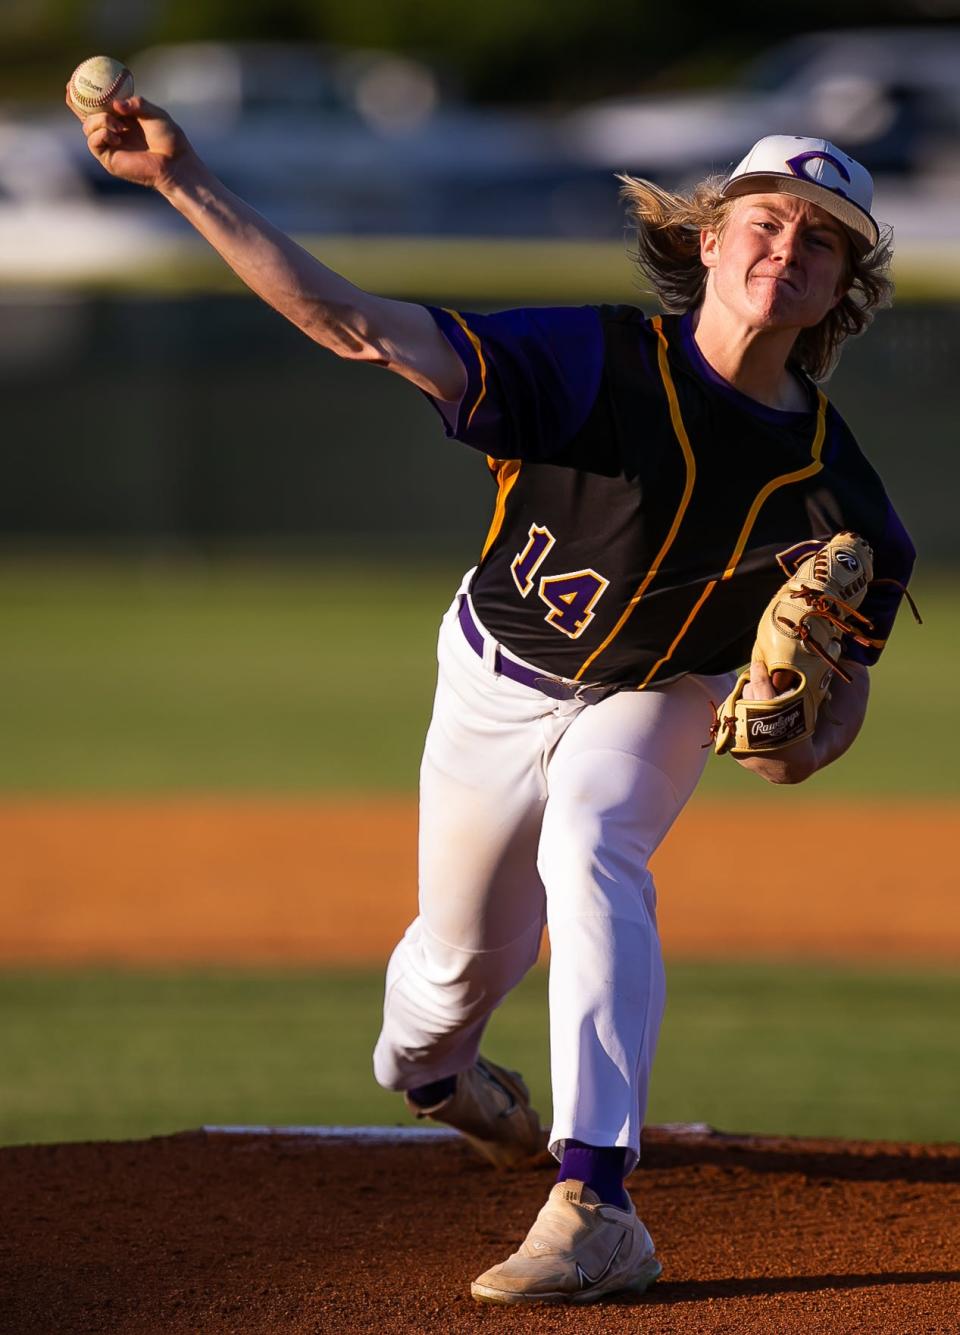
[0,561,452,792]
[10,236,960,302]
[0,561,951,796]
[1,964,958,1148]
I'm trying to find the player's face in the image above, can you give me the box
[700,194,850,332]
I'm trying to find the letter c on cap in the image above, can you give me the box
[785,150,851,200]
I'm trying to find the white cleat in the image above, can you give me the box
[404,1057,548,1170]
[470,1179,662,1305]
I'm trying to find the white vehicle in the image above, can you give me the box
[566,27,960,180]
[0,121,189,286]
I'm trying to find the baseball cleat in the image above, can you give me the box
[470,1179,661,1305]
[404,1057,548,1169]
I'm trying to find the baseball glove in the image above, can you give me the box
[713,532,879,756]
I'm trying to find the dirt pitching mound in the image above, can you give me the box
[2,1128,958,1334]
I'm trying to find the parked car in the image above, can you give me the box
[0,121,182,285]
[565,27,960,180]
[127,40,595,237]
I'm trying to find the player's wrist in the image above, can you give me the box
[154,149,211,202]
[733,737,818,785]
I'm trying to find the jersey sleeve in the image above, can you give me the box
[844,502,917,667]
[423,305,605,461]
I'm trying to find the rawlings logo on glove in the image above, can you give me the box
[713,532,880,757]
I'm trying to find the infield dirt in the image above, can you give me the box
[1,796,957,964]
[2,1127,958,1334]
[4,797,959,1331]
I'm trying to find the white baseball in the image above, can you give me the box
[67,55,135,120]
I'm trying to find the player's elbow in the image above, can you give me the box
[303,301,391,366]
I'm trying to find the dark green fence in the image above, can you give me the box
[1,296,955,561]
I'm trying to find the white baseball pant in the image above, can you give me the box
[373,574,734,1170]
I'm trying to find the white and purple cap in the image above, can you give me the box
[721,135,880,254]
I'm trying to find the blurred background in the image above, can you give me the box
[0,1,957,1149]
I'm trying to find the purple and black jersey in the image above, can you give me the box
[427,304,915,689]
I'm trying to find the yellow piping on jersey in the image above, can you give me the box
[636,388,829,688]
[445,309,488,428]
[574,315,696,681]
[480,458,522,562]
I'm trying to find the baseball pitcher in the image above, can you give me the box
[74,84,915,1304]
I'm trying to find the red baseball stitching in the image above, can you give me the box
[70,65,130,111]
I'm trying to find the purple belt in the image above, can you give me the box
[457,596,618,706]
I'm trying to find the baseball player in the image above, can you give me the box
[77,92,914,1304]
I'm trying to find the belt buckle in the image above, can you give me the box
[531,674,574,702]
[531,674,610,705]
[575,682,614,706]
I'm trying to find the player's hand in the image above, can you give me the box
[741,660,797,701]
[734,660,817,782]
[68,93,193,191]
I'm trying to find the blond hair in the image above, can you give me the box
[618,173,894,381]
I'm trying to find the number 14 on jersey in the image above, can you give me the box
[510,523,609,639]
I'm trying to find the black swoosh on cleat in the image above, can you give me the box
[575,1230,627,1290]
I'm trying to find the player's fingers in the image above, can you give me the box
[743,659,777,702]
[65,86,88,121]
[80,111,126,138]
[83,125,123,155]
[113,94,167,122]
[85,126,121,157]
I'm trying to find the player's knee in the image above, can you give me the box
[372,1043,406,1092]
[539,818,657,922]
[381,935,538,1032]
[448,943,540,1006]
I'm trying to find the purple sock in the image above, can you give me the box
[407,1074,457,1108]
[558,1140,629,1208]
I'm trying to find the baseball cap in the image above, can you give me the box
[721,135,880,254]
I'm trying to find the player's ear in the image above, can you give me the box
[700,226,721,270]
[829,282,849,310]
[829,241,855,308]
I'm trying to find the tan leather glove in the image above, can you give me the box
[713,532,876,756]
